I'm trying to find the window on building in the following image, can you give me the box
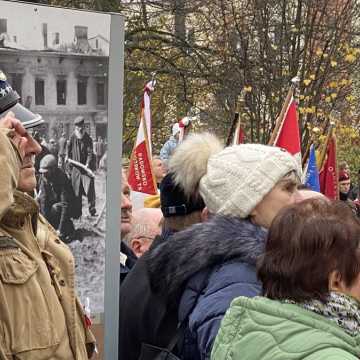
[42,23,48,48]
[96,80,105,105]
[13,36,17,43]
[77,77,87,105]
[54,32,60,45]
[74,26,88,41]
[0,19,7,34]
[10,74,22,99]
[57,79,66,105]
[35,79,45,105]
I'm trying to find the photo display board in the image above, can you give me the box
[0,1,124,358]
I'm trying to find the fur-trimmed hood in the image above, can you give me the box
[146,215,267,298]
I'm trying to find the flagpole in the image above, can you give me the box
[318,122,335,171]
[302,126,321,169]
[226,96,242,146]
[268,76,299,146]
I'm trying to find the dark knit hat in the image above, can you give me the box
[160,173,205,217]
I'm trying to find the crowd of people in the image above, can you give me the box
[0,69,359,360]
[118,123,360,360]
[32,115,107,243]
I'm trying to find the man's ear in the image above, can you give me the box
[130,239,142,258]
[201,207,209,222]
[328,270,345,292]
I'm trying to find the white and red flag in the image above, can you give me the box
[233,117,245,145]
[273,95,302,163]
[128,80,157,195]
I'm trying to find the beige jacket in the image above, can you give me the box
[0,128,95,359]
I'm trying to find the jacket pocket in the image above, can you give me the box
[0,249,61,359]
[0,249,38,284]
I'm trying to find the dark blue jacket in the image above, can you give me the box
[147,216,267,360]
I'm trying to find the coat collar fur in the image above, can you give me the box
[146,215,267,298]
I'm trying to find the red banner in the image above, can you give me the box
[319,135,338,199]
[128,135,157,195]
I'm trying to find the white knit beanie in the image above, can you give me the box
[199,143,301,218]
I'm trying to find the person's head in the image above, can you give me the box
[74,116,85,137]
[0,72,43,192]
[39,154,57,179]
[173,133,301,229]
[125,208,162,257]
[160,172,206,232]
[49,138,56,148]
[121,169,132,237]
[152,156,166,184]
[339,170,351,195]
[258,199,360,302]
[339,160,350,174]
[295,188,326,202]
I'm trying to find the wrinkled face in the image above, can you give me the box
[121,170,132,237]
[18,132,42,192]
[152,158,166,183]
[339,180,351,194]
[75,124,84,134]
[251,173,300,228]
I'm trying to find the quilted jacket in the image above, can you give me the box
[211,296,360,360]
[146,215,267,360]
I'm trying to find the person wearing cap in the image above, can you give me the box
[38,154,77,242]
[339,160,358,201]
[0,70,95,358]
[143,132,301,360]
[339,170,358,216]
[66,116,96,217]
[119,142,208,360]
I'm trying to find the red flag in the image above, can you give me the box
[319,135,338,199]
[128,81,157,195]
[274,96,301,163]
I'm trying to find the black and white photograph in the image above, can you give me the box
[0,1,110,316]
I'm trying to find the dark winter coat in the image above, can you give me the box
[119,216,267,360]
[38,168,76,222]
[118,232,174,360]
[67,132,94,196]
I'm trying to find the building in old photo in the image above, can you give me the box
[0,5,109,140]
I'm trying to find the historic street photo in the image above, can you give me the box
[0,2,111,315]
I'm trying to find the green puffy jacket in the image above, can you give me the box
[211,296,360,360]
